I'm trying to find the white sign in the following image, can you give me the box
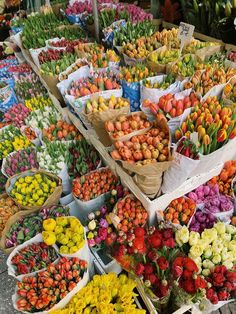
[178,22,195,52]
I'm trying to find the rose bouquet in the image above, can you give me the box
[205,265,235,305]
[110,224,207,311]
[175,222,236,276]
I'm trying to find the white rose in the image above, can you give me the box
[189,231,200,246]
[222,260,233,270]
[212,254,221,264]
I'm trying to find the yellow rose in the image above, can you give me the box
[189,231,200,246]
[228,240,236,251]
[201,228,218,244]
[175,226,189,246]
[189,244,204,258]
[226,224,236,235]
[212,239,224,254]
[43,218,56,231]
[214,222,226,235]
[212,254,221,264]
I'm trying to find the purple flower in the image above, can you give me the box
[100,206,107,215]
[99,218,108,228]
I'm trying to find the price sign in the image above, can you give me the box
[190,132,199,146]
[178,22,195,53]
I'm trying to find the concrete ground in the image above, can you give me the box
[0,250,235,314]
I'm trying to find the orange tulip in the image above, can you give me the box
[229,128,236,139]
[190,111,198,121]
[185,131,191,139]
[217,129,227,142]
[203,134,211,145]
[196,116,203,127]
[181,122,187,134]
[175,129,182,141]
[214,113,220,122]
[198,126,206,139]
[220,107,229,119]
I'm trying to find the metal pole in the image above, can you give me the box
[92,0,99,42]
[150,0,159,19]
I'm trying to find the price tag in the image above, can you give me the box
[109,213,120,229]
[190,132,199,145]
[178,22,195,53]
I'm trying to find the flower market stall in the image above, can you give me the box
[0,2,235,313]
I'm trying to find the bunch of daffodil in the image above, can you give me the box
[50,273,146,314]
[25,96,53,111]
[42,216,85,255]
[175,222,236,275]
[10,173,57,207]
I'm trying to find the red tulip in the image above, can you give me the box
[217,129,227,143]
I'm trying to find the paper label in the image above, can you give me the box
[178,22,195,52]
[190,132,199,145]
[109,213,120,229]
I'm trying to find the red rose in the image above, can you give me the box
[148,234,162,249]
[211,295,219,304]
[183,269,194,279]
[135,263,145,276]
[162,238,175,248]
[133,238,147,254]
[134,227,146,238]
[195,276,207,289]
[145,273,158,285]
[182,279,197,294]
[172,265,183,278]
[206,288,215,300]
[214,265,227,274]
[160,284,169,297]
[173,256,185,268]
[225,271,236,283]
[213,273,225,287]
[147,250,158,261]
[162,228,173,239]
[157,257,169,271]
[218,290,230,301]
[127,246,134,255]
[224,281,233,292]
[144,264,154,275]
[183,258,198,272]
